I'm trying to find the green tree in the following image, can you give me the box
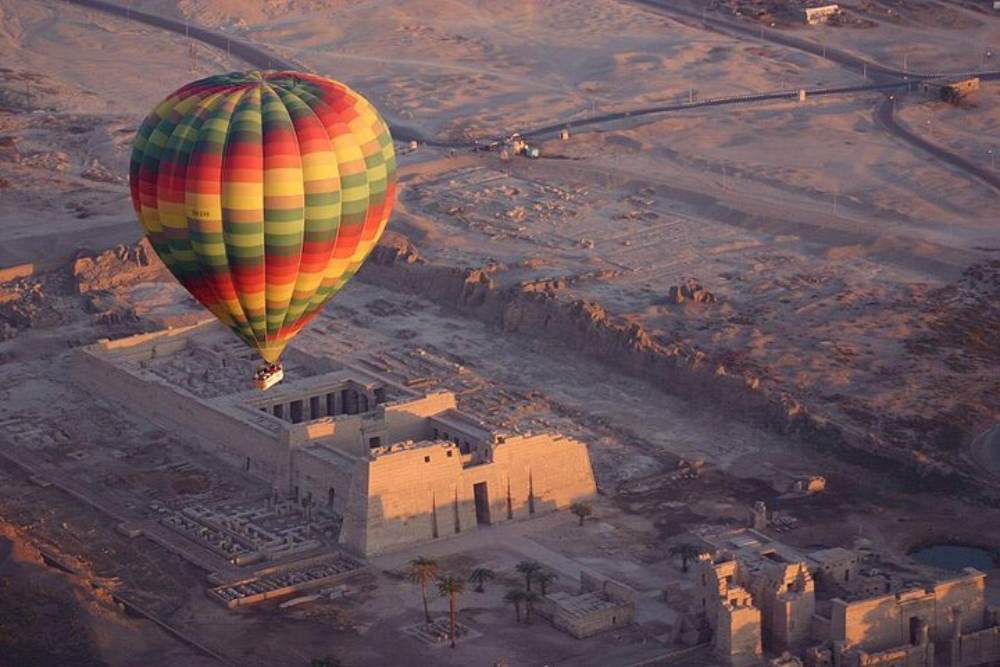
[535,570,558,596]
[469,567,496,593]
[515,559,543,591]
[407,556,439,623]
[570,501,593,526]
[523,590,542,624]
[437,575,466,649]
[669,543,704,573]
[503,589,526,623]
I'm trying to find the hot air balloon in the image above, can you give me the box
[129,70,396,389]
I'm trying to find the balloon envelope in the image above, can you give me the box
[129,70,396,362]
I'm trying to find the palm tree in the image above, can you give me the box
[504,589,526,623]
[523,590,542,624]
[407,556,439,623]
[437,575,466,648]
[535,570,558,596]
[570,501,593,526]
[669,543,704,573]
[515,559,543,591]
[469,567,496,593]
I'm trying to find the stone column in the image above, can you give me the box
[831,640,845,667]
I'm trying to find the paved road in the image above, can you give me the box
[522,81,902,141]
[874,95,1000,192]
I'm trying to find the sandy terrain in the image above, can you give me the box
[0,0,243,267]
[696,0,1000,75]
[0,520,214,666]
[129,0,860,140]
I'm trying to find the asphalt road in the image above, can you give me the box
[874,94,1000,192]
[64,0,1000,189]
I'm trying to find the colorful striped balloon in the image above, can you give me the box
[129,71,396,363]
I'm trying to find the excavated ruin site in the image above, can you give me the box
[0,1,998,666]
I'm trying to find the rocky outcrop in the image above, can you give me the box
[666,279,716,305]
[80,158,121,184]
[0,278,45,339]
[358,234,980,495]
[83,291,138,326]
[368,231,423,267]
[71,238,166,294]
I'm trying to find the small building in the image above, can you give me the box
[807,547,858,590]
[940,78,980,104]
[536,572,636,639]
[803,5,839,25]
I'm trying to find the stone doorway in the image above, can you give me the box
[473,482,491,526]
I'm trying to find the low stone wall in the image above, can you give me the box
[71,344,288,485]
[207,552,364,609]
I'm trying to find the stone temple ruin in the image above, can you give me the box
[71,321,597,558]
[691,526,1000,667]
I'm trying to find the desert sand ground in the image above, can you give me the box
[0,1,998,665]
